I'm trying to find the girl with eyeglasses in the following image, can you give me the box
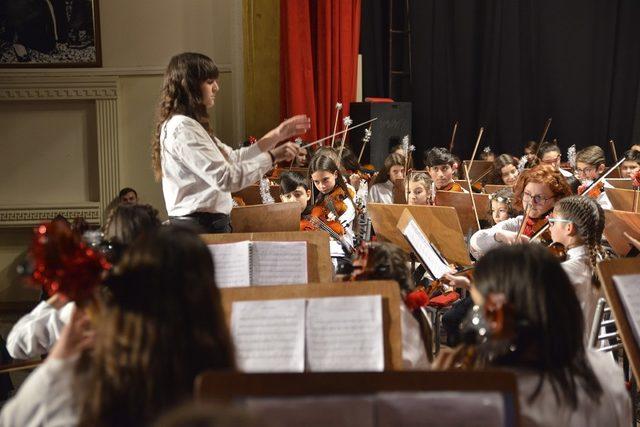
[548,196,609,338]
[470,165,572,259]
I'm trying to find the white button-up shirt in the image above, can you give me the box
[160,115,273,216]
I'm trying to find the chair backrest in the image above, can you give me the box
[194,371,520,427]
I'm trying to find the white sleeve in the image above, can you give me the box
[6,302,75,360]
[0,356,79,427]
[173,123,273,193]
[469,216,523,258]
[219,138,265,163]
[338,197,356,229]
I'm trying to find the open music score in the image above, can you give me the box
[230,295,384,372]
[231,298,306,372]
[397,209,451,279]
[208,241,308,287]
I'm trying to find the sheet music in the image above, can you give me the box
[401,219,451,279]
[207,242,251,287]
[251,241,308,285]
[231,299,306,372]
[614,274,640,345]
[306,295,384,372]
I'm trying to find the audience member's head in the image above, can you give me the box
[118,187,138,205]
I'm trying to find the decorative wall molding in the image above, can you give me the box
[0,63,232,78]
[0,204,101,228]
[0,76,120,227]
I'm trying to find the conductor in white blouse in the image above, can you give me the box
[151,52,310,233]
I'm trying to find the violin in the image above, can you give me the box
[442,182,464,192]
[300,186,355,253]
[520,211,567,260]
[578,181,604,199]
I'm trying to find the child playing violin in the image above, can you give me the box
[537,141,574,178]
[621,149,640,179]
[548,196,608,338]
[407,173,435,206]
[308,154,356,271]
[469,164,572,259]
[368,153,406,203]
[279,171,312,217]
[574,146,613,209]
[523,140,539,168]
[424,148,466,192]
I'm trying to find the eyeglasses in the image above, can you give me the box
[546,215,573,227]
[541,155,560,165]
[522,191,553,205]
[574,166,595,175]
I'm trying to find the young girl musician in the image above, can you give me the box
[548,196,607,337]
[308,154,356,271]
[407,173,435,206]
[368,152,406,203]
[489,154,519,186]
[151,52,310,233]
[470,164,572,259]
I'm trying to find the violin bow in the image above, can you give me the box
[330,102,343,148]
[516,203,532,242]
[533,117,552,158]
[337,116,353,169]
[463,164,482,231]
[609,139,622,178]
[467,127,485,177]
[288,137,303,171]
[299,118,378,151]
[448,121,459,153]
[357,125,373,165]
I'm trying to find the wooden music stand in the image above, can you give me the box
[606,179,633,190]
[218,280,403,370]
[367,203,471,267]
[605,188,639,212]
[596,258,640,381]
[231,202,301,233]
[201,231,332,283]
[484,184,512,194]
[435,191,491,233]
[232,184,283,205]
[462,160,493,182]
[603,210,640,257]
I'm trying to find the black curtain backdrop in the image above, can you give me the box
[361,0,640,167]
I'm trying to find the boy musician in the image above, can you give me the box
[424,147,466,192]
[279,171,312,216]
[621,149,640,179]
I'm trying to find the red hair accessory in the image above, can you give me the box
[632,170,640,188]
[405,287,430,310]
[28,221,111,302]
[248,136,257,145]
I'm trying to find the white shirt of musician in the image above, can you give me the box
[368,180,395,204]
[161,115,274,216]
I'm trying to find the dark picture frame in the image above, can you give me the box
[0,0,102,67]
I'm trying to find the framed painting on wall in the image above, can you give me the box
[0,0,101,67]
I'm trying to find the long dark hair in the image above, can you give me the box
[474,244,603,408]
[77,226,235,426]
[489,154,518,184]
[371,152,406,185]
[308,154,352,203]
[151,52,220,181]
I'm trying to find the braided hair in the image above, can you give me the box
[554,196,607,288]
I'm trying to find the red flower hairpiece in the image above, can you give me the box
[28,221,111,302]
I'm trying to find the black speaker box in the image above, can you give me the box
[348,102,412,169]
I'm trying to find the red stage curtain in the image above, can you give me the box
[280,0,361,143]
